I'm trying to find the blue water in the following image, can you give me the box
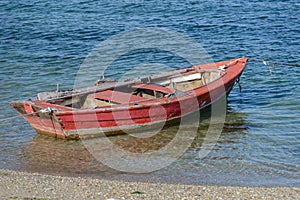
[0,0,299,186]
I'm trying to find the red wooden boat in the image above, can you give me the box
[10,58,248,139]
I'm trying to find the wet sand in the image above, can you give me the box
[0,169,298,200]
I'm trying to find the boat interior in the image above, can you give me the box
[46,69,223,109]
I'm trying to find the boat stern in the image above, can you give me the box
[10,100,68,139]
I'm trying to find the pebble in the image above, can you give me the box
[0,169,299,199]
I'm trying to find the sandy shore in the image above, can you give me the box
[0,169,298,200]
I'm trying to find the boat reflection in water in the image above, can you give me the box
[21,106,247,181]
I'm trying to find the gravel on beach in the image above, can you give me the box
[0,169,298,200]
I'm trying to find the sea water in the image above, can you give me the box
[0,0,299,186]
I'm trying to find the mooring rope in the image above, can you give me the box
[0,107,53,123]
[248,57,300,75]
[248,58,300,67]
[249,58,300,67]
[0,115,24,122]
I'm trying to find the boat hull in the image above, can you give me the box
[10,58,248,139]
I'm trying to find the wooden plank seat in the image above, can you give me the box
[132,83,173,94]
[88,90,148,104]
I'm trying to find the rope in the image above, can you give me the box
[249,58,300,67]
[248,58,300,75]
[0,115,24,122]
[0,107,54,123]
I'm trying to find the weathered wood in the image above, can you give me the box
[89,90,148,104]
[37,68,191,100]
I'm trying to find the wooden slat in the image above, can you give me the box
[132,83,173,94]
[88,90,147,104]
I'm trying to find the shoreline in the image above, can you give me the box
[0,169,299,199]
